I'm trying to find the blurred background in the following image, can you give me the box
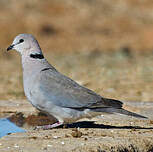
[0,0,153,102]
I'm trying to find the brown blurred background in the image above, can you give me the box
[0,0,153,101]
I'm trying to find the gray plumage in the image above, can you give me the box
[7,34,147,127]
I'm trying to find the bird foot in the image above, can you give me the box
[34,121,63,130]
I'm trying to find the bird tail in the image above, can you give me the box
[92,108,148,119]
[112,108,147,119]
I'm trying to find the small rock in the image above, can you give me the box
[81,143,85,146]
[84,137,88,141]
[149,120,153,124]
[14,144,19,148]
[53,136,58,139]
[71,129,83,138]
[61,141,65,145]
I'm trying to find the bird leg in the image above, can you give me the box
[35,121,63,130]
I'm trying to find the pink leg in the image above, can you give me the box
[35,121,63,130]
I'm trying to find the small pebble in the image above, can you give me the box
[61,141,65,145]
[84,137,88,141]
[53,136,58,139]
[47,144,52,147]
[71,130,82,138]
[81,143,85,146]
[14,144,19,148]
[77,127,80,130]
[42,147,47,150]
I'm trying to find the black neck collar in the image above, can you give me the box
[30,53,44,59]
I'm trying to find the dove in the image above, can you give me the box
[7,34,147,129]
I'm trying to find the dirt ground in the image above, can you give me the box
[0,100,153,152]
[0,0,153,152]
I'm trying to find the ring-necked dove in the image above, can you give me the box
[7,34,147,129]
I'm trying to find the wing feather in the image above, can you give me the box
[33,69,122,109]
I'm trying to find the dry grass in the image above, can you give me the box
[1,0,153,52]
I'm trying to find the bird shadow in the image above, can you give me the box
[59,121,153,130]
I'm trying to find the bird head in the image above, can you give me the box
[7,34,42,55]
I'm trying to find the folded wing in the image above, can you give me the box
[33,69,123,110]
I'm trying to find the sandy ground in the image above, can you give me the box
[0,99,153,152]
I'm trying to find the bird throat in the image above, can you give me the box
[30,53,44,59]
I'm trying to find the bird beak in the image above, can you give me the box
[7,44,14,51]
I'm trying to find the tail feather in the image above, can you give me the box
[113,108,148,119]
[92,108,148,119]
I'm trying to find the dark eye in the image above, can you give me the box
[19,39,24,43]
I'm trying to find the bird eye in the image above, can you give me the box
[19,39,24,43]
